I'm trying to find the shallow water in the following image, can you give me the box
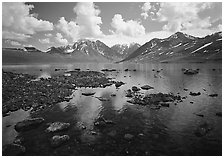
[2,62,222,155]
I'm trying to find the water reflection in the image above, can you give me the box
[2,109,30,145]
[2,62,222,155]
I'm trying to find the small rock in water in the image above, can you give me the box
[216,112,222,117]
[160,103,169,107]
[194,113,204,117]
[183,69,199,75]
[190,101,194,104]
[189,92,201,96]
[3,144,26,156]
[81,92,96,96]
[115,81,125,88]
[124,134,134,140]
[111,93,116,97]
[132,86,141,92]
[209,94,218,97]
[46,122,70,132]
[15,117,45,132]
[141,85,154,90]
[50,135,70,147]
[96,97,110,101]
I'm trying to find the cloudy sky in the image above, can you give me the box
[2,2,222,51]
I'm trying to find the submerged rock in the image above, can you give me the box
[14,117,45,132]
[3,143,26,156]
[50,135,70,147]
[141,85,154,90]
[46,122,70,132]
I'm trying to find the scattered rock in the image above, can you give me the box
[209,94,218,97]
[141,85,154,90]
[3,144,26,156]
[94,121,107,128]
[183,69,199,75]
[189,92,201,96]
[132,86,141,92]
[13,136,24,145]
[91,131,97,135]
[46,122,70,133]
[96,97,110,101]
[64,73,71,77]
[74,68,81,71]
[125,89,133,97]
[183,88,188,91]
[50,135,70,147]
[115,81,125,88]
[111,93,116,97]
[14,117,45,132]
[81,92,96,96]
[124,134,134,140]
[55,68,60,71]
[160,102,169,107]
[190,101,194,104]
[124,69,129,71]
[216,112,222,117]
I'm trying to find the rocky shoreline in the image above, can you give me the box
[2,70,115,117]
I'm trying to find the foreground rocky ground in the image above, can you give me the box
[2,68,221,156]
[2,70,115,117]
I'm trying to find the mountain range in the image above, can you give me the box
[2,31,222,64]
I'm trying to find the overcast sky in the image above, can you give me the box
[2,2,222,51]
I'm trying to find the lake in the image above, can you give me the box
[2,62,222,155]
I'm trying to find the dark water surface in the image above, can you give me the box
[2,62,222,155]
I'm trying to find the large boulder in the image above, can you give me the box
[3,144,26,156]
[50,135,70,147]
[46,122,70,132]
[14,117,45,132]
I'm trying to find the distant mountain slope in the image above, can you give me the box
[111,43,141,59]
[120,31,222,63]
[46,39,118,61]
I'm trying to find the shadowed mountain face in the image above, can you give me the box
[120,32,222,63]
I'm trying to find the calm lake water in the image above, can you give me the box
[2,62,222,156]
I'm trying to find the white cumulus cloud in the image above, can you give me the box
[2,2,53,41]
[156,2,214,32]
[111,14,145,37]
[56,2,103,42]
[39,38,50,44]
[55,33,68,45]
[141,2,152,19]
[5,40,21,46]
